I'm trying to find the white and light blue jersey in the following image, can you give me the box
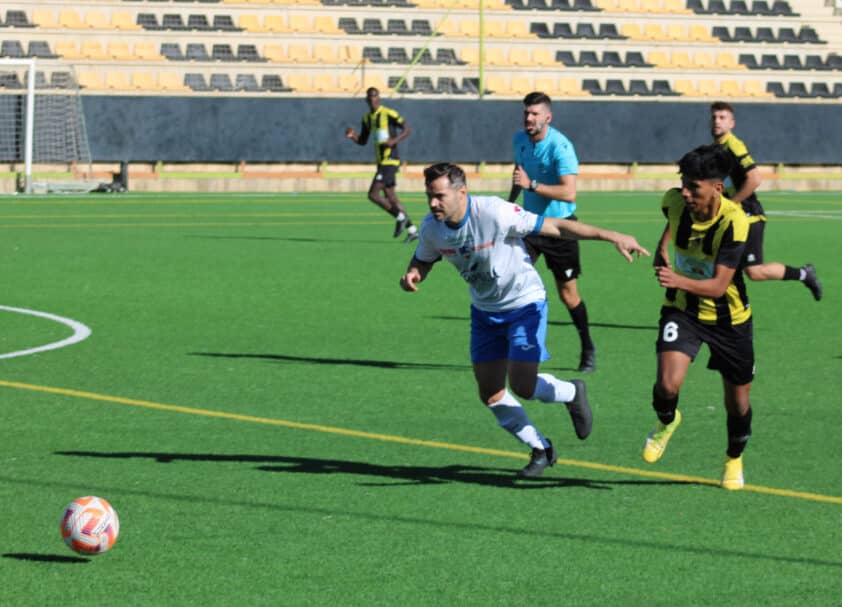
[513,126,578,218]
[414,195,547,313]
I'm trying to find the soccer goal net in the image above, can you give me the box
[0,59,95,194]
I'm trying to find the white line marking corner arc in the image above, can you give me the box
[0,305,91,360]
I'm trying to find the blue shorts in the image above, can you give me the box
[470,301,550,363]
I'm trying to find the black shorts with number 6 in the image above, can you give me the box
[656,306,755,386]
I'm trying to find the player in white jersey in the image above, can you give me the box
[400,163,649,477]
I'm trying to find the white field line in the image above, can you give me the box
[766,210,842,220]
[0,305,91,359]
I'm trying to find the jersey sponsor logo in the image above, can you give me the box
[675,252,714,279]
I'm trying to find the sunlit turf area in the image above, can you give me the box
[1,189,840,606]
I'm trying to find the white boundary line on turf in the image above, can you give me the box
[766,210,842,220]
[0,305,91,360]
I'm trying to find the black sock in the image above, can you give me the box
[652,384,678,425]
[568,301,594,351]
[783,266,800,281]
[726,408,753,458]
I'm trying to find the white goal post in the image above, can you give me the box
[0,58,95,194]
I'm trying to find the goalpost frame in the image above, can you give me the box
[0,58,35,193]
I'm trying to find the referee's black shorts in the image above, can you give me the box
[524,215,581,284]
[656,306,755,386]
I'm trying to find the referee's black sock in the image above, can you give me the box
[782,266,801,281]
[568,301,594,351]
[652,384,678,425]
[726,408,753,458]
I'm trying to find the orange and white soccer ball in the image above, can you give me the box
[60,496,120,555]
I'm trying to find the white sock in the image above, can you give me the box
[396,211,406,221]
[407,224,417,234]
[489,391,546,450]
[531,373,576,403]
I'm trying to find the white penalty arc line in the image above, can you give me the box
[0,305,91,360]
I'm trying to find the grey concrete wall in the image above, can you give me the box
[76,96,842,165]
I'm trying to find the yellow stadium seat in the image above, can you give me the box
[643,24,670,41]
[743,80,773,98]
[339,73,361,93]
[131,72,158,91]
[558,78,588,96]
[312,73,342,93]
[459,21,480,37]
[646,51,670,68]
[362,73,387,92]
[112,12,141,31]
[698,80,719,96]
[506,21,532,38]
[286,45,313,63]
[287,15,312,33]
[508,48,535,66]
[238,15,267,32]
[663,0,693,12]
[32,9,58,28]
[313,16,342,35]
[716,52,742,69]
[670,51,692,68]
[263,44,286,62]
[54,41,83,59]
[510,76,532,95]
[534,76,560,96]
[720,80,742,97]
[58,9,85,29]
[484,20,506,38]
[81,41,108,60]
[615,0,639,11]
[673,79,697,96]
[84,11,109,29]
[313,45,337,63]
[159,72,188,91]
[595,0,618,9]
[621,24,644,39]
[485,48,509,66]
[286,73,311,91]
[108,41,134,61]
[77,71,103,89]
[485,76,511,95]
[340,46,362,63]
[640,0,664,12]
[460,47,480,65]
[533,48,556,67]
[435,20,458,37]
[134,42,163,61]
[689,24,717,42]
[263,15,286,33]
[693,51,714,69]
[666,24,690,41]
[104,72,131,90]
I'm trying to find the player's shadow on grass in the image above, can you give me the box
[55,451,691,491]
[2,553,89,564]
[190,352,470,371]
[432,315,657,332]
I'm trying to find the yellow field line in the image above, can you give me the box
[2,379,839,505]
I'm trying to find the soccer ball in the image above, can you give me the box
[60,496,120,555]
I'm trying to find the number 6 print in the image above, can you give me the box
[662,321,679,343]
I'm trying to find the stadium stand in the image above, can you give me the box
[2,0,840,100]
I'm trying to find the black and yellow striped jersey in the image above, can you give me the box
[358,105,405,167]
[661,188,752,326]
[717,131,765,221]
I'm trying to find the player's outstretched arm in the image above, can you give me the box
[653,224,672,268]
[539,218,650,262]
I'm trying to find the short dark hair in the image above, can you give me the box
[523,91,552,109]
[366,87,379,97]
[677,144,732,181]
[710,101,735,115]
[424,163,467,189]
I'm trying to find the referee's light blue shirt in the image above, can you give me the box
[513,126,578,219]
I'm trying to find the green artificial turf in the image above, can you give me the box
[0,190,840,606]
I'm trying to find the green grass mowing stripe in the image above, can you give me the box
[2,379,840,505]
